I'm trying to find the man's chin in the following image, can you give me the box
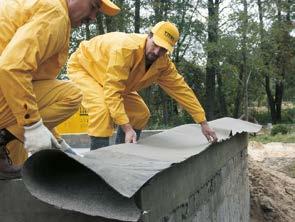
[146,56,158,63]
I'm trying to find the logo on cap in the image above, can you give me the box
[164,31,175,42]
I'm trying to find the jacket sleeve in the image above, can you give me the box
[157,58,206,123]
[103,48,134,125]
[0,8,68,126]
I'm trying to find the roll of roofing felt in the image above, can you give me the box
[22,117,261,221]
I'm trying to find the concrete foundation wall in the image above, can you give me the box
[139,133,249,222]
[0,132,250,222]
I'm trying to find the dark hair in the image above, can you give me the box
[148,32,153,38]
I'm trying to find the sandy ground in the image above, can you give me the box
[248,141,295,222]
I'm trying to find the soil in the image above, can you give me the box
[248,141,295,222]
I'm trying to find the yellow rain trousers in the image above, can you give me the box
[0,0,82,164]
[68,33,206,137]
[2,80,82,165]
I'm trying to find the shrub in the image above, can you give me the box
[282,107,295,124]
[271,124,289,136]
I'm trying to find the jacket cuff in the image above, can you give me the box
[192,113,206,124]
[113,114,130,125]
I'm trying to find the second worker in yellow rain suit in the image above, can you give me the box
[68,21,217,150]
[0,0,120,179]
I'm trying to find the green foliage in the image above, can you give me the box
[253,106,295,124]
[252,109,272,124]
[271,124,290,135]
[147,110,194,130]
[252,132,295,143]
[282,107,295,123]
[177,60,206,98]
[250,124,295,143]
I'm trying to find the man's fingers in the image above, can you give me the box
[212,132,218,142]
[206,134,211,142]
[132,137,137,144]
[205,131,218,143]
[209,132,218,143]
[212,135,218,143]
[132,133,137,143]
[125,132,137,144]
[201,122,218,143]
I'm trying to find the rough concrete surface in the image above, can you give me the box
[0,179,117,222]
[139,133,250,222]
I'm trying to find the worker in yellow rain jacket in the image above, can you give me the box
[0,0,120,179]
[68,21,218,150]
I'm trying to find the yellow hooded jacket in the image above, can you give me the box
[0,0,70,127]
[68,32,206,125]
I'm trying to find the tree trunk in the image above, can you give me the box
[160,90,169,126]
[258,0,276,123]
[152,0,171,124]
[275,81,283,121]
[153,0,170,22]
[233,70,243,118]
[241,0,249,120]
[105,16,115,32]
[234,0,249,119]
[217,73,227,116]
[273,0,290,123]
[96,14,105,35]
[265,75,277,123]
[275,0,283,122]
[259,0,289,123]
[134,0,140,33]
[205,0,220,120]
[85,24,91,40]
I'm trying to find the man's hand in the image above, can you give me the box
[24,119,61,152]
[200,121,218,143]
[121,123,137,143]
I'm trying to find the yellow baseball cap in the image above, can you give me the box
[99,0,121,16]
[151,21,180,53]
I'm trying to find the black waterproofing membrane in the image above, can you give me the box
[22,117,261,221]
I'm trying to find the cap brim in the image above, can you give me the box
[99,0,121,16]
[153,35,173,53]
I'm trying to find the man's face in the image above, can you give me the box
[67,0,101,27]
[145,36,167,64]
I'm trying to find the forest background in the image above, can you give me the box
[59,0,295,130]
